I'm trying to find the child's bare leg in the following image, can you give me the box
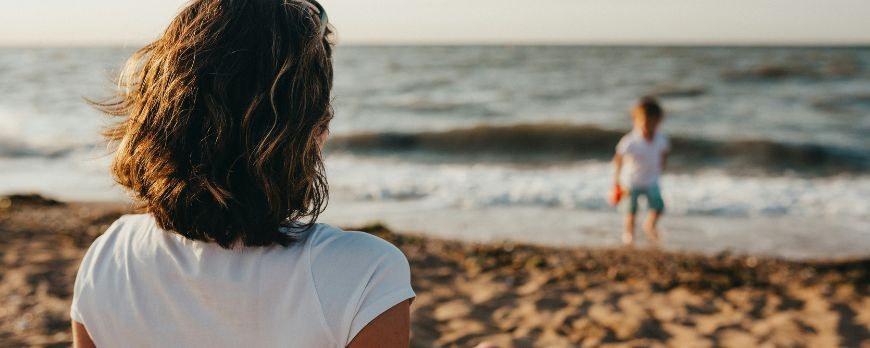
[643,211,661,243]
[623,214,636,246]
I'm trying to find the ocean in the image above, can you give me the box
[1,46,868,259]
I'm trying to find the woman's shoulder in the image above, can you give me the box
[307,224,407,262]
[103,213,155,232]
[305,223,411,286]
[72,214,158,311]
[73,214,156,274]
[304,224,414,346]
[86,214,155,248]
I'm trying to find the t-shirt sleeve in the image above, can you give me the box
[70,254,89,323]
[616,135,630,155]
[70,216,130,325]
[344,241,415,344]
[70,230,110,324]
[308,229,415,347]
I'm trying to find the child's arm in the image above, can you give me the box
[612,153,623,187]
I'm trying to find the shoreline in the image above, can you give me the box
[320,197,870,262]
[4,193,868,261]
[1,195,867,346]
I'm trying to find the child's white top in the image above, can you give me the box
[71,214,415,348]
[616,129,670,188]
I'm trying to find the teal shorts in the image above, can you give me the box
[621,185,665,214]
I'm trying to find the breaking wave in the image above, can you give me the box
[326,124,869,175]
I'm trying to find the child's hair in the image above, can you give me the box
[92,0,335,248]
[635,96,663,120]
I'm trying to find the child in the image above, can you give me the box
[612,96,670,246]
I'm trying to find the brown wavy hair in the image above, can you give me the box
[93,0,334,248]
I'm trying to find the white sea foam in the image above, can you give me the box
[325,155,870,219]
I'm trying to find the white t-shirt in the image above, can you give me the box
[616,130,670,188]
[71,214,415,348]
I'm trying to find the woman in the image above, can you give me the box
[70,0,415,347]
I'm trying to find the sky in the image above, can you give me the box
[1,0,869,46]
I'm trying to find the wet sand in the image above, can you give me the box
[1,195,867,347]
[320,199,870,261]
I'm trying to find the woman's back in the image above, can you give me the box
[72,215,413,347]
[72,1,415,345]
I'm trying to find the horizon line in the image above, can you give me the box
[2,40,870,49]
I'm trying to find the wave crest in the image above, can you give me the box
[326,124,869,175]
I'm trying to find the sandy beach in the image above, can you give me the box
[1,194,867,347]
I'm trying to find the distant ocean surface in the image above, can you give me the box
[1,46,868,258]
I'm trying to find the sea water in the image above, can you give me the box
[1,46,868,259]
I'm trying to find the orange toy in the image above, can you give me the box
[608,185,623,206]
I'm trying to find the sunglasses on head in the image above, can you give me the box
[295,0,329,37]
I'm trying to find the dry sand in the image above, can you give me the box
[1,194,867,347]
